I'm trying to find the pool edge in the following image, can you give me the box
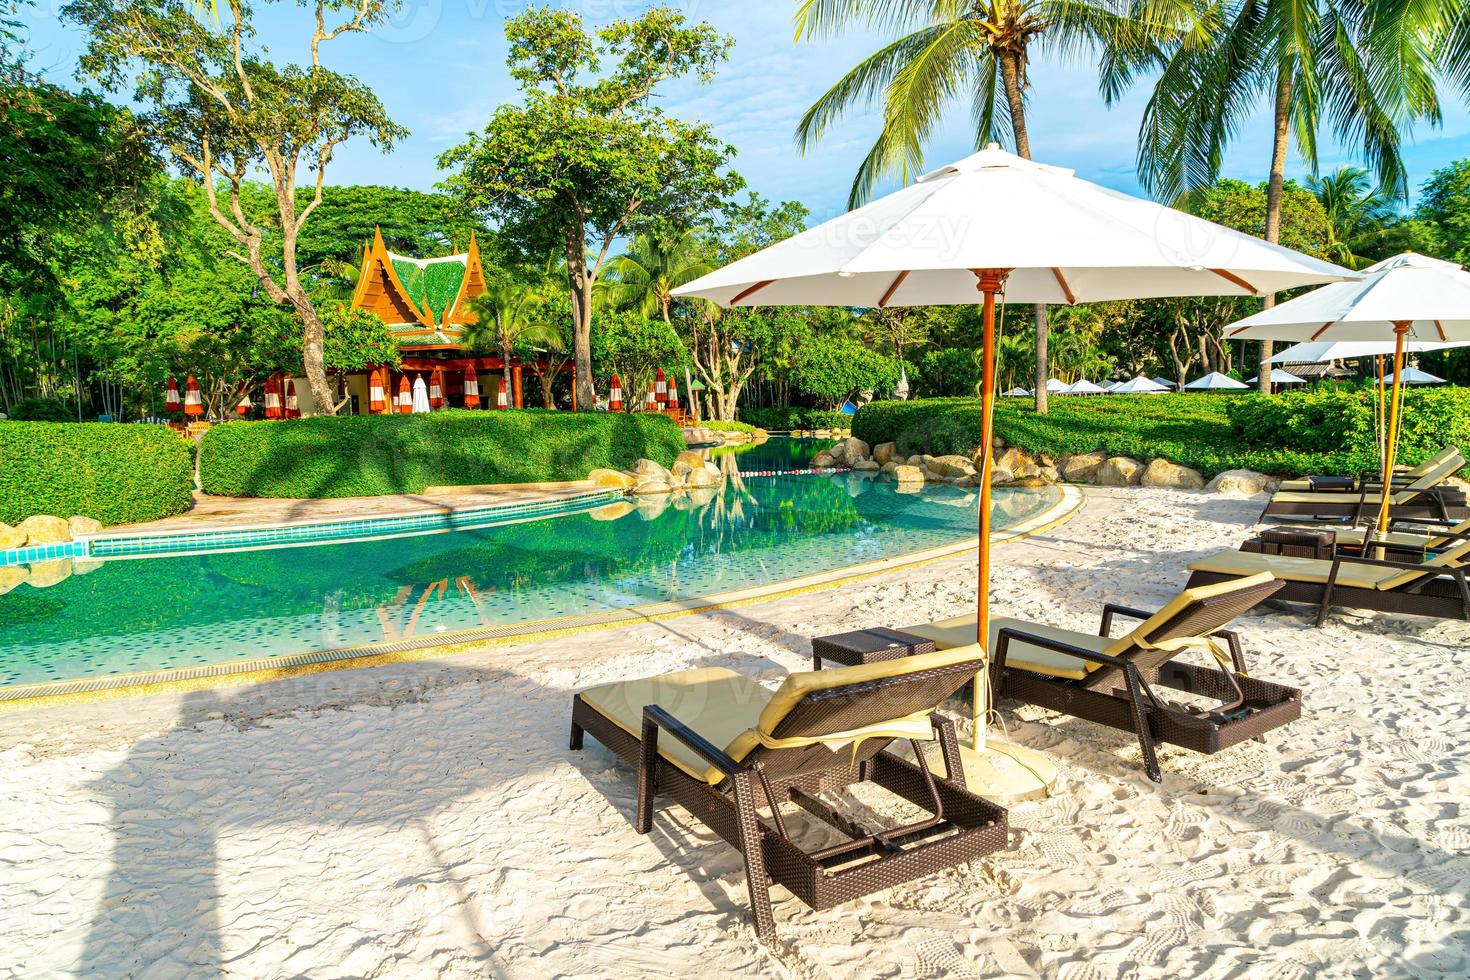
[0,485,1082,711]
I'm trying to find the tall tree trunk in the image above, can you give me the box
[564,223,596,410]
[502,337,514,409]
[1259,69,1293,394]
[298,301,335,415]
[998,48,1049,415]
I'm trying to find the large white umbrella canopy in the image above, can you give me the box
[672,145,1351,799]
[1269,368,1308,385]
[1150,376,1179,390]
[1044,377,1071,393]
[676,146,1350,310]
[1064,378,1108,394]
[1112,375,1171,394]
[1266,339,1469,363]
[1185,371,1250,390]
[1393,365,1448,385]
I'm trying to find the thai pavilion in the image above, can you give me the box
[290,227,575,414]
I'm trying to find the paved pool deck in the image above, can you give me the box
[114,482,598,535]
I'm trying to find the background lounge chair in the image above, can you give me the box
[569,647,1008,944]
[1277,446,1461,493]
[1260,456,1468,524]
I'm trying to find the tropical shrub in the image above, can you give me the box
[0,422,195,525]
[739,407,849,430]
[198,409,686,498]
[8,397,75,422]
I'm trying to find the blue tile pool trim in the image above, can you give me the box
[0,491,619,567]
[1,540,89,566]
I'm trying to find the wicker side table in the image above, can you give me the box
[810,627,936,671]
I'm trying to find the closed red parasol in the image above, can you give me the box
[667,376,679,408]
[463,365,480,408]
[284,379,301,418]
[235,387,252,416]
[645,381,656,409]
[397,374,412,413]
[609,374,623,412]
[429,366,445,409]
[496,376,508,409]
[654,367,668,406]
[369,368,387,413]
[165,377,182,413]
[184,375,204,418]
[264,375,283,419]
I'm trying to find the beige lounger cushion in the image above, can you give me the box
[1189,550,1412,590]
[1280,447,1460,491]
[1336,518,1470,552]
[1377,538,1470,590]
[1272,454,1463,505]
[580,646,987,785]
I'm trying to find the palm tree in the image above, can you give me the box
[1122,0,1442,391]
[465,281,561,406]
[1308,166,1396,267]
[601,230,714,325]
[793,0,1193,414]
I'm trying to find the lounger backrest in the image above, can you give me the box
[724,646,986,780]
[1080,572,1282,688]
[1394,454,1464,498]
[1377,538,1470,591]
[1407,446,1458,477]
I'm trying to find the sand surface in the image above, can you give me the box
[1,487,1466,978]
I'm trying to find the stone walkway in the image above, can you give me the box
[111,483,597,535]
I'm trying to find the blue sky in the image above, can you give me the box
[20,0,1470,224]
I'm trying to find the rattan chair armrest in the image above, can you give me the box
[1330,553,1455,574]
[994,626,1137,671]
[642,705,742,777]
[1387,516,1458,530]
[1098,603,1154,637]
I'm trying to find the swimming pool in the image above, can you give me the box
[0,440,1063,693]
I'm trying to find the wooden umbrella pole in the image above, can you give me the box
[972,269,1010,749]
[1376,354,1386,475]
[1376,322,1412,535]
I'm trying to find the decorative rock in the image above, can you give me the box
[988,467,1016,487]
[841,437,870,462]
[0,565,28,595]
[1038,465,1061,483]
[634,496,671,521]
[25,559,72,588]
[588,501,636,521]
[671,459,694,479]
[889,464,925,484]
[684,487,717,508]
[0,523,25,551]
[1205,469,1276,496]
[893,482,923,495]
[68,516,103,537]
[853,459,881,472]
[1097,456,1145,486]
[630,478,674,496]
[588,468,636,492]
[18,515,70,545]
[929,454,977,479]
[826,442,849,464]
[880,460,901,475]
[873,442,898,466]
[995,447,1034,473]
[1061,452,1107,483]
[687,466,719,488]
[907,455,925,467]
[812,450,838,468]
[675,450,707,471]
[633,458,673,482]
[1142,458,1206,490]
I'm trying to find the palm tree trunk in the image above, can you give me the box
[999,49,1049,415]
[502,338,513,409]
[1258,68,1293,395]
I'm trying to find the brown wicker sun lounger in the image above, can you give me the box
[570,646,1008,943]
[1277,446,1462,493]
[1260,455,1468,523]
[1330,517,1470,559]
[900,574,1298,783]
[1187,539,1470,626]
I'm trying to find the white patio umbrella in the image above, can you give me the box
[1002,386,1031,397]
[1268,368,1308,386]
[1044,377,1070,393]
[1111,375,1171,394]
[1184,371,1250,391]
[1393,365,1448,385]
[1064,378,1108,395]
[674,145,1350,800]
[1227,252,1470,530]
[411,375,431,414]
[1266,339,1468,363]
[1150,375,1179,390]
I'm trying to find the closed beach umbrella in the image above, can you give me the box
[397,375,412,414]
[183,375,204,417]
[411,375,430,414]
[673,144,1347,800]
[667,376,679,408]
[429,367,445,409]
[235,387,252,416]
[369,368,387,413]
[164,376,182,413]
[654,367,668,406]
[645,381,656,409]
[1111,376,1170,394]
[1227,252,1470,531]
[463,365,481,408]
[1184,371,1249,391]
[283,379,301,418]
[264,375,283,419]
[496,376,508,410]
[609,374,624,412]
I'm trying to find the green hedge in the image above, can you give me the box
[0,422,195,526]
[740,407,851,431]
[198,409,687,498]
[852,392,1470,478]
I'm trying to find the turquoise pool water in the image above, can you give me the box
[0,440,1059,690]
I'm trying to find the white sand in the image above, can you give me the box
[1,487,1467,978]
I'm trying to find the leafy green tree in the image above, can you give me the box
[64,0,408,415]
[793,0,1192,414]
[602,230,713,324]
[1415,159,1470,265]
[466,280,562,406]
[791,338,901,409]
[1123,0,1443,390]
[590,309,686,407]
[1308,166,1398,267]
[439,6,742,410]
